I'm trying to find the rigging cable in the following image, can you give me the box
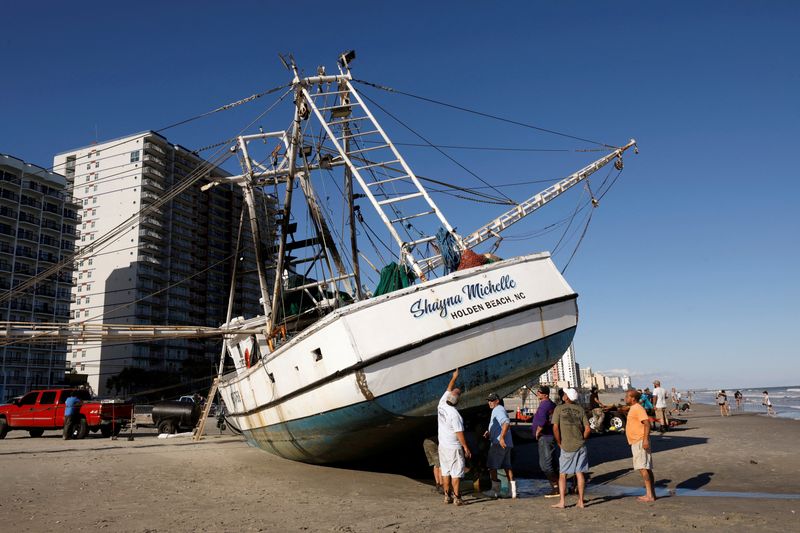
[43,83,292,175]
[356,91,516,205]
[353,79,615,148]
[0,87,293,307]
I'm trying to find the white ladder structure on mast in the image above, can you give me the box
[301,78,459,279]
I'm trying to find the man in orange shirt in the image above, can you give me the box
[625,389,656,502]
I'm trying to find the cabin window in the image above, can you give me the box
[19,392,39,405]
[312,348,323,362]
[39,391,57,405]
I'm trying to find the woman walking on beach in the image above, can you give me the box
[762,391,776,416]
[716,390,730,417]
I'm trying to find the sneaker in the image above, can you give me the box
[454,495,464,506]
[543,487,560,499]
[444,494,453,504]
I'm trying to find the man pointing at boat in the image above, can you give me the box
[438,368,471,506]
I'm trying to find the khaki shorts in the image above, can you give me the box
[423,438,440,467]
[631,440,653,470]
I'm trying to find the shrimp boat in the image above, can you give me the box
[212,52,637,463]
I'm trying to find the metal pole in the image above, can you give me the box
[342,88,363,300]
[216,209,245,378]
[238,139,273,325]
[268,95,303,332]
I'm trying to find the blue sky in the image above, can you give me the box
[2,1,798,389]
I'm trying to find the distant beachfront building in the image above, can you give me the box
[580,366,593,388]
[539,343,580,389]
[0,154,79,401]
[53,132,275,395]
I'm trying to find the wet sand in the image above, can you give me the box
[1,404,798,532]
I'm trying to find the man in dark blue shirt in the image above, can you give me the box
[531,385,559,497]
[63,391,83,440]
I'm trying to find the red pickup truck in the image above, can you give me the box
[0,388,132,439]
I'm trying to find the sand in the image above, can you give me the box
[1,404,798,532]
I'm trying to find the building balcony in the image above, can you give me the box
[0,206,16,220]
[141,216,163,229]
[139,229,164,241]
[18,214,41,227]
[16,232,38,244]
[143,166,166,181]
[143,154,166,168]
[142,178,164,192]
[144,142,166,156]
[139,254,161,266]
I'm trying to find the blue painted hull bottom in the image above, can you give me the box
[240,326,576,464]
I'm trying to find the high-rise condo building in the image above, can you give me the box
[53,132,274,395]
[0,154,79,401]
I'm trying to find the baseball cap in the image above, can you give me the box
[564,388,579,401]
[486,392,500,402]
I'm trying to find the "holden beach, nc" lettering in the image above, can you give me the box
[409,274,521,319]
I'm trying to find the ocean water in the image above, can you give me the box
[692,386,800,421]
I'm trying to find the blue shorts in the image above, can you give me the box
[487,443,512,470]
[559,446,589,474]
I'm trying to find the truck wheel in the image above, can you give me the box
[158,419,176,435]
[0,418,8,439]
[73,418,89,440]
[609,415,625,432]
[29,429,45,438]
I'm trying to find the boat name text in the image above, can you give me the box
[409,275,522,319]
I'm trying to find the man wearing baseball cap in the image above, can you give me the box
[437,369,471,506]
[531,385,559,497]
[551,388,591,509]
[483,392,516,498]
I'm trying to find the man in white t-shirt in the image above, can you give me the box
[437,368,472,506]
[652,380,668,432]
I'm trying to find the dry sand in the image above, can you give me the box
[1,404,798,532]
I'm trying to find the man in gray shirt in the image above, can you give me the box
[551,388,590,509]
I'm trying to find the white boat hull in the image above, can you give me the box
[218,252,577,463]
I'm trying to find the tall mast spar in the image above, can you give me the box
[268,60,303,334]
[338,54,363,299]
[237,138,273,330]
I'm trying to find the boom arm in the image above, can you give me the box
[427,139,637,271]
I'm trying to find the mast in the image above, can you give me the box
[268,80,303,333]
[237,137,273,326]
[341,80,363,300]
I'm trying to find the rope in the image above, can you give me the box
[560,208,595,274]
[356,91,516,205]
[0,87,292,306]
[353,79,615,148]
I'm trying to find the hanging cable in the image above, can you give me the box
[560,208,595,274]
[357,91,516,205]
[353,79,615,148]
[0,87,293,306]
